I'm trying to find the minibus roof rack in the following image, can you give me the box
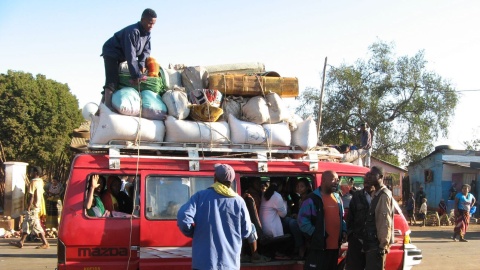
[88,141,343,172]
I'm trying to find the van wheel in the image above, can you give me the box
[337,259,346,270]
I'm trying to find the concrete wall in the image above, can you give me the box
[3,162,28,218]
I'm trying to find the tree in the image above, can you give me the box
[0,70,83,172]
[296,41,459,165]
[463,128,480,150]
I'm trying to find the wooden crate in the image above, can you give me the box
[208,74,299,97]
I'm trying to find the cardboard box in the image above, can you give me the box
[0,219,15,231]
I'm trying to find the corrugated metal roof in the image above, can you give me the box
[443,161,474,168]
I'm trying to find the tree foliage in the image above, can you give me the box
[296,41,459,165]
[0,70,83,171]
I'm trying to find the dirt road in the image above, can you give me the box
[410,223,480,270]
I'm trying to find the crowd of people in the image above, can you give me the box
[176,164,395,270]
[407,183,477,243]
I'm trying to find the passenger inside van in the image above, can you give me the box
[242,177,264,238]
[85,175,110,218]
[161,201,180,218]
[103,175,134,214]
[102,175,121,212]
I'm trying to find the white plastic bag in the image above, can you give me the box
[161,87,190,120]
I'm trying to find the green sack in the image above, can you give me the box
[118,73,167,95]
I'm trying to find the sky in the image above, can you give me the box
[1,0,479,150]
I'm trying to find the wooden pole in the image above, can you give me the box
[317,57,328,140]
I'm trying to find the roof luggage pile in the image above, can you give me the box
[89,61,320,153]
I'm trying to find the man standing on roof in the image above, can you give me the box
[297,170,347,270]
[177,164,262,269]
[100,8,157,110]
[359,123,372,168]
[363,166,394,270]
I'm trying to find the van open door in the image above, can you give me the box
[139,170,216,269]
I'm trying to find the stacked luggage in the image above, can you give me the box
[89,61,319,151]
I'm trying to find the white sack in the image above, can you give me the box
[89,103,165,144]
[229,114,266,145]
[161,67,182,90]
[265,92,290,123]
[262,122,292,147]
[291,116,318,151]
[164,116,230,144]
[162,88,190,120]
[241,96,270,124]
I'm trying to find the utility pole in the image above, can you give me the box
[317,57,327,140]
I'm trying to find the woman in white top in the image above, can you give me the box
[260,182,287,237]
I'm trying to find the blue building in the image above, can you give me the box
[407,146,480,209]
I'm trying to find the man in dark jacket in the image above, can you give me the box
[345,172,374,270]
[100,8,157,109]
[297,171,347,270]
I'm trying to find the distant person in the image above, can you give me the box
[419,198,428,227]
[44,176,64,229]
[406,192,417,225]
[470,179,477,200]
[177,164,261,269]
[10,166,50,249]
[85,175,109,217]
[415,186,426,211]
[448,183,456,200]
[438,198,447,216]
[363,166,394,270]
[359,123,372,167]
[452,184,476,242]
[160,201,179,218]
[340,143,364,166]
[345,171,374,270]
[297,170,347,270]
[100,8,157,110]
[348,177,359,194]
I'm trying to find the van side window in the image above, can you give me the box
[84,174,139,218]
[145,176,215,220]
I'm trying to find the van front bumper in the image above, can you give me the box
[403,243,422,270]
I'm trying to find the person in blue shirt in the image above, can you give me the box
[452,184,476,242]
[100,8,156,110]
[177,164,258,269]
